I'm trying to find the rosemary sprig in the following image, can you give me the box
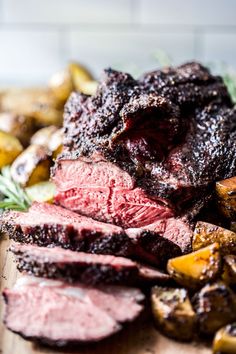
[0,166,31,211]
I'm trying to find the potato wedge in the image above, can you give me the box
[48,128,63,158]
[0,112,35,146]
[192,281,236,335]
[216,177,236,219]
[0,131,23,168]
[31,126,63,158]
[151,286,196,341]
[79,80,98,96]
[222,255,236,285]
[11,144,51,187]
[26,181,55,203]
[167,243,221,289]
[49,68,73,103]
[193,221,236,254]
[213,323,236,354]
[30,126,58,146]
[69,62,94,93]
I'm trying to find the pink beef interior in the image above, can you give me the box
[11,243,137,268]
[3,277,144,343]
[5,201,123,236]
[53,156,174,228]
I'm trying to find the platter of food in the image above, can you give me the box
[1,61,236,354]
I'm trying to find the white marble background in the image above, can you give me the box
[0,0,235,85]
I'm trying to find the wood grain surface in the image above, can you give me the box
[0,235,212,354]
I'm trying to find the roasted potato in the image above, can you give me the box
[49,68,73,103]
[79,80,98,96]
[30,126,58,146]
[10,144,51,187]
[0,131,23,168]
[48,128,63,158]
[26,181,55,203]
[0,88,63,127]
[0,112,35,146]
[69,62,94,93]
[193,221,236,255]
[213,323,236,353]
[192,281,236,335]
[167,243,221,289]
[151,286,196,341]
[216,176,236,219]
[222,255,236,285]
[30,126,63,158]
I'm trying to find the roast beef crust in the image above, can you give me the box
[60,62,236,216]
[1,215,181,266]
[12,252,139,286]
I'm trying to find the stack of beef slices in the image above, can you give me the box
[2,62,236,347]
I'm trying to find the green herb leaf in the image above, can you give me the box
[0,166,31,211]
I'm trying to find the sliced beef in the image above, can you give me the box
[53,62,236,232]
[3,276,144,346]
[10,243,138,285]
[1,202,181,266]
[11,243,170,285]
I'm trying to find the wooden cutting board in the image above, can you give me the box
[0,235,212,354]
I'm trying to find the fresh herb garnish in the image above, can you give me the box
[223,70,236,104]
[0,166,31,211]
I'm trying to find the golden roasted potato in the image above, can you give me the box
[0,88,63,127]
[30,126,58,146]
[10,144,51,187]
[0,131,23,168]
[216,177,236,219]
[192,281,236,335]
[151,286,196,341]
[48,128,63,158]
[26,181,56,203]
[78,80,98,96]
[222,255,236,285]
[213,323,236,354]
[193,221,236,255]
[0,112,35,146]
[49,68,73,103]
[167,243,221,289]
[69,62,94,93]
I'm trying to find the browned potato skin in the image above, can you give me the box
[0,112,35,146]
[192,281,236,335]
[151,286,196,341]
[222,255,236,284]
[216,177,236,219]
[167,243,221,289]
[0,130,23,168]
[213,323,236,354]
[193,221,236,255]
[10,144,51,187]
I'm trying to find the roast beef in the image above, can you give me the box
[10,243,170,285]
[3,276,144,345]
[53,62,236,234]
[1,202,181,266]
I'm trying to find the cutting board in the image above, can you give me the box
[0,235,212,354]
